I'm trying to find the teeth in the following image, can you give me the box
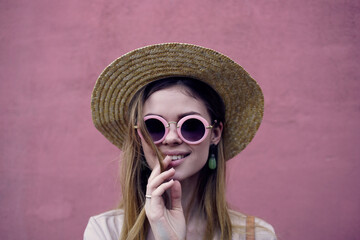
[171,155,185,161]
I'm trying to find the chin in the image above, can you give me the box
[173,170,199,182]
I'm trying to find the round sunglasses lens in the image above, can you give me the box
[181,118,205,142]
[145,119,165,142]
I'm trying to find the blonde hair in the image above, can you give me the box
[118,77,232,240]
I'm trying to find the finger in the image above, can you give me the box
[148,155,172,182]
[161,155,172,170]
[170,180,182,210]
[150,179,175,198]
[147,161,161,183]
[146,168,175,193]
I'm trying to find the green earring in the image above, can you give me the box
[208,153,216,170]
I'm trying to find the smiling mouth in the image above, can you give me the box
[170,154,190,161]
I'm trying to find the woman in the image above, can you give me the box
[85,43,276,240]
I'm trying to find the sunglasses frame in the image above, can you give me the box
[136,114,215,145]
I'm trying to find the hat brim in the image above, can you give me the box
[91,43,264,160]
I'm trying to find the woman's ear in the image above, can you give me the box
[211,122,223,145]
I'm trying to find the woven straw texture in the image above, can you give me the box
[91,43,264,160]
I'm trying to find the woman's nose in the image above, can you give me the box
[162,124,182,145]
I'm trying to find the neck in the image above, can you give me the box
[179,173,204,221]
[179,172,208,236]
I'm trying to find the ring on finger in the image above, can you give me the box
[145,194,152,199]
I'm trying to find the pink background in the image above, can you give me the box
[1,0,359,239]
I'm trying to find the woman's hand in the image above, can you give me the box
[145,156,186,240]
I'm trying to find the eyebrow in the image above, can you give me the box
[144,111,202,120]
[178,111,202,119]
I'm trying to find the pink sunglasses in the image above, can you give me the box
[136,115,215,144]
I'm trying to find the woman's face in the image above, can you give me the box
[141,85,222,181]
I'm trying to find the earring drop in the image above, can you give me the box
[208,153,216,170]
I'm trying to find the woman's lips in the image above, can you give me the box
[167,153,190,168]
[170,155,186,160]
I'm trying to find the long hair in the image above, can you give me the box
[119,77,232,240]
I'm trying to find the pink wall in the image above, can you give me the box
[1,0,359,239]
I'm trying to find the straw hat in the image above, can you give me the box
[91,43,264,160]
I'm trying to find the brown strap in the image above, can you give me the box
[246,215,255,240]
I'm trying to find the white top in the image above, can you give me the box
[84,209,276,240]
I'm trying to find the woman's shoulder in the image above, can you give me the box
[228,209,277,240]
[83,209,124,240]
